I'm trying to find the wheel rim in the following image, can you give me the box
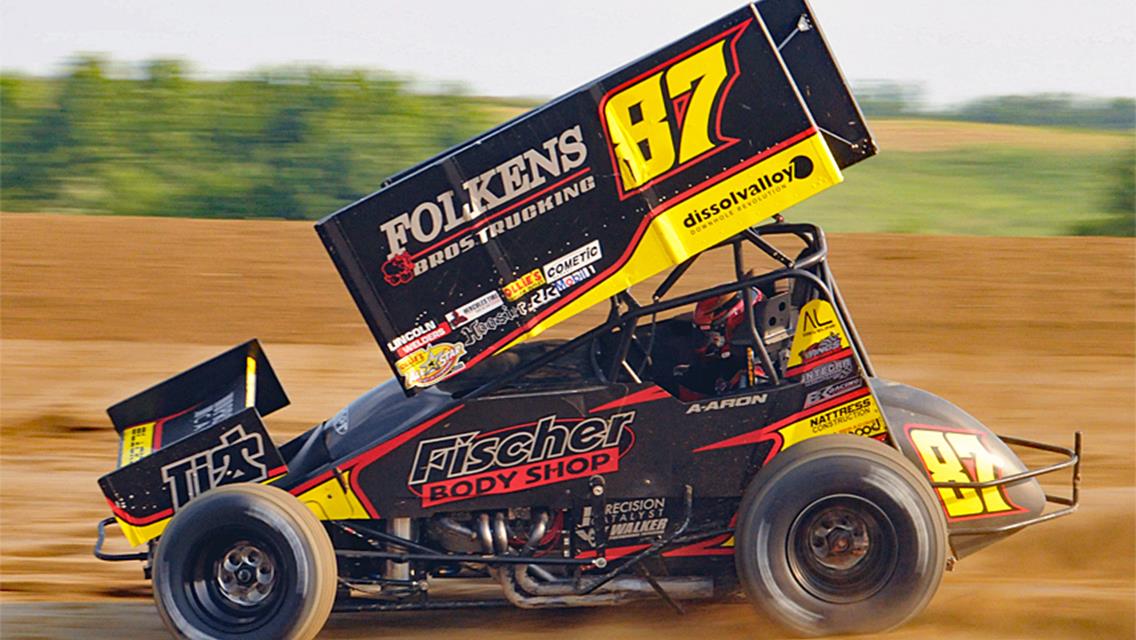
[787,494,898,604]
[183,526,289,633]
[216,542,277,606]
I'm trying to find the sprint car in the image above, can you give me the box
[95,2,1081,638]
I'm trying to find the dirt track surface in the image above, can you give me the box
[1,213,1133,638]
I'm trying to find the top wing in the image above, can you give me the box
[316,2,871,393]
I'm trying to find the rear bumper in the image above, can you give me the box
[937,431,1081,536]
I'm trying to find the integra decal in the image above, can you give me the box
[801,356,855,387]
[409,412,636,507]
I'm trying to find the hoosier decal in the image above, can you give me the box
[409,412,636,507]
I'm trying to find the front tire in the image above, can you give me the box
[735,435,947,636]
[152,483,337,640]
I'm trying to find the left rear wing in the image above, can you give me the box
[106,339,288,467]
[317,1,874,395]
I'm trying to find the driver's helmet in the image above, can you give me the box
[693,288,764,357]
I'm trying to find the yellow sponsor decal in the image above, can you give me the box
[119,422,156,467]
[295,471,371,521]
[908,427,1020,519]
[502,268,546,301]
[396,342,467,388]
[778,393,888,450]
[506,133,842,349]
[115,515,171,548]
[786,299,849,368]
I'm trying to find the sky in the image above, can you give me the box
[2,0,1134,106]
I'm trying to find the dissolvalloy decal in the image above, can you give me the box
[316,5,847,393]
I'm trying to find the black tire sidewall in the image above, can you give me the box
[152,487,324,640]
[735,436,946,636]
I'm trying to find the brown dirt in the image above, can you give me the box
[869,119,1132,153]
[0,213,1133,638]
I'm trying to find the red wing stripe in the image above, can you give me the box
[589,386,672,413]
[106,498,173,526]
[458,126,820,375]
[693,387,871,453]
[344,404,465,517]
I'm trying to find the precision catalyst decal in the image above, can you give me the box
[578,497,668,544]
[682,155,813,231]
[408,412,635,507]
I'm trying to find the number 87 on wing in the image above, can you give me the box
[600,23,746,198]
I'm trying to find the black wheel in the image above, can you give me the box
[735,435,947,637]
[151,483,337,640]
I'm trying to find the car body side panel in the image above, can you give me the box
[871,378,1048,558]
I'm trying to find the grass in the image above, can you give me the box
[787,122,1133,236]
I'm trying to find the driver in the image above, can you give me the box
[675,288,765,400]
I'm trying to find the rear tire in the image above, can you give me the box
[152,483,337,640]
[735,435,947,637]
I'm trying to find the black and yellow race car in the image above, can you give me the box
[94,2,1081,638]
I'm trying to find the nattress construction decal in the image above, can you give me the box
[408,412,636,507]
[317,6,846,393]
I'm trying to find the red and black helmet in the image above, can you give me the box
[693,288,764,350]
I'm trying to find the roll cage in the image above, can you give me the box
[449,221,874,401]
